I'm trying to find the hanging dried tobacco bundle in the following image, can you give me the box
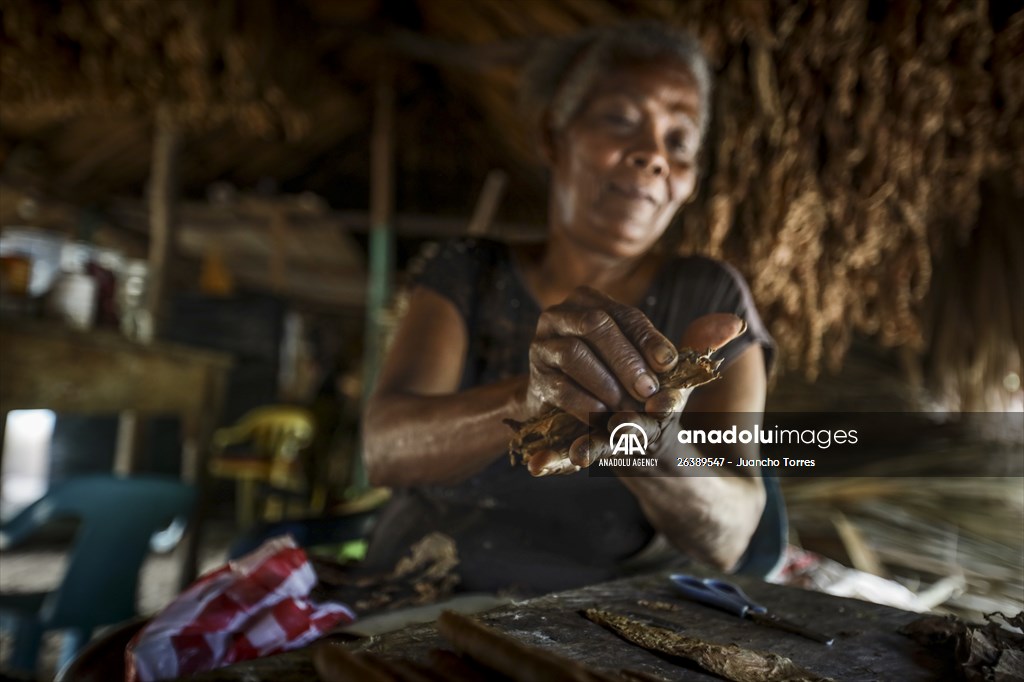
[505,348,721,477]
[443,0,1021,404]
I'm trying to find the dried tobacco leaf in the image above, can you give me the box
[505,410,588,476]
[505,349,720,477]
[901,611,1024,682]
[313,533,460,614]
[584,609,834,682]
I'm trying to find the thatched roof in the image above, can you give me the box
[1,0,1022,407]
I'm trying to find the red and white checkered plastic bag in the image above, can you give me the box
[126,535,355,682]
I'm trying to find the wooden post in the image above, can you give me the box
[113,105,181,475]
[467,169,508,236]
[113,412,141,476]
[146,103,180,340]
[177,365,227,589]
[356,78,395,492]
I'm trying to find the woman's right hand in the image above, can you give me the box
[524,286,680,423]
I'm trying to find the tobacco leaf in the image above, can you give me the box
[505,348,720,477]
[901,611,1024,682]
[584,609,834,682]
[312,533,460,614]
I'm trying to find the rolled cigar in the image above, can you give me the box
[436,610,620,682]
[360,652,443,682]
[312,642,392,682]
[427,649,497,682]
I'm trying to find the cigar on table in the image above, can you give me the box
[437,610,621,682]
[363,653,446,682]
[312,642,393,682]
[315,642,455,682]
[427,649,500,682]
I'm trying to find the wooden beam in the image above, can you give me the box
[107,200,546,242]
[147,105,181,340]
[226,259,367,308]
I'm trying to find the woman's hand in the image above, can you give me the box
[601,316,764,572]
[525,286,680,423]
[565,312,748,468]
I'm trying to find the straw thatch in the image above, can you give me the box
[1,0,1022,406]
[664,0,1023,398]
[0,0,339,137]
[785,470,1024,621]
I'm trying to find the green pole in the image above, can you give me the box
[353,78,394,494]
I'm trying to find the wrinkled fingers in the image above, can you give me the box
[536,304,662,403]
[571,287,679,373]
[644,387,690,414]
[530,336,623,411]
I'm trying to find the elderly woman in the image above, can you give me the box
[362,23,781,594]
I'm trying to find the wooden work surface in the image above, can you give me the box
[0,318,232,587]
[186,570,947,681]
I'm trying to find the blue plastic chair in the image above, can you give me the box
[0,475,196,675]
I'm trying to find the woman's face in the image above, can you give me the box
[548,60,702,259]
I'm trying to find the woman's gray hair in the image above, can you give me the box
[523,22,713,145]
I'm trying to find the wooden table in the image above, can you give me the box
[0,319,231,587]
[183,570,949,681]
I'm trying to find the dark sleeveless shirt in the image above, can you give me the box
[363,238,776,594]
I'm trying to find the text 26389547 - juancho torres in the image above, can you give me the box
[673,457,817,468]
